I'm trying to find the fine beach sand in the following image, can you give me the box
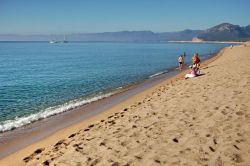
[1,43,250,166]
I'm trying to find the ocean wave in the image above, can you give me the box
[149,70,168,78]
[0,92,115,132]
[116,86,123,90]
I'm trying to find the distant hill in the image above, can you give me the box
[157,29,202,41]
[0,30,202,42]
[197,23,250,41]
[69,31,159,42]
[0,23,249,42]
[68,30,202,42]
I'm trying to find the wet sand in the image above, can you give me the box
[1,43,250,165]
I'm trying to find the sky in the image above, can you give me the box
[0,0,249,34]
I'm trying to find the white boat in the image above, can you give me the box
[62,35,68,43]
[49,40,59,44]
[49,35,68,44]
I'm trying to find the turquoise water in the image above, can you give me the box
[0,42,231,131]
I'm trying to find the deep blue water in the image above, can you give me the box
[0,42,231,131]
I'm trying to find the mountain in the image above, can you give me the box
[0,30,202,42]
[0,23,249,42]
[157,29,202,41]
[68,30,202,42]
[244,25,250,36]
[197,23,250,41]
[69,31,159,42]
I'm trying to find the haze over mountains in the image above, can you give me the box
[0,23,249,42]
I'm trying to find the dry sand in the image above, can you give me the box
[1,43,250,166]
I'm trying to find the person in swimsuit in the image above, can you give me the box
[178,55,184,70]
[183,51,186,57]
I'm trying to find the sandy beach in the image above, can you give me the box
[1,43,250,166]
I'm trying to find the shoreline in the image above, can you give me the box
[0,47,225,154]
[168,40,244,44]
[0,58,183,158]
[0,42,248,164]
[0,41,229,133]
[0,47,224,159]
[0,46,222,133]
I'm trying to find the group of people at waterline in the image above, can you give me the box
[178,52,201,79]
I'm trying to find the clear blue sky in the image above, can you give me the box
[0,0,249,34]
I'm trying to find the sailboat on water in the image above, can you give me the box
[49,40,59,44]
[62,35,68,43]
[49,35,68,44]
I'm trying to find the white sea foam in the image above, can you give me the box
[149,70,168,78]
[0,92,115,132]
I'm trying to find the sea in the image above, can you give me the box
[0,42,232,132]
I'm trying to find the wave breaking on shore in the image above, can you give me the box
[0,92,116,132]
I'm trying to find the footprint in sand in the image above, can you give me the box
[213,138,217,145]
[214,106,219,110]
[231,154,243,163]
[233,144,240,150]
[107,120,116,125]
[23,156,32,163]
[55,139,66,147]
[111,162,120,166]
[108,115,114,119]
[173,138,179,143]
[209,146,215,152]
[23,148,45,163]
[236,111,244,116]
[154,159,161,164]
[43,160,50,165]
[89,158,101,165]
[75,146,83,152]
[68,133,76,138]
[134,155,142,160]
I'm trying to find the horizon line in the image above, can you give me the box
[0,29,201,36]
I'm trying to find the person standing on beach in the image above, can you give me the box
[178,55,184,70]
[183,51,186,57]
